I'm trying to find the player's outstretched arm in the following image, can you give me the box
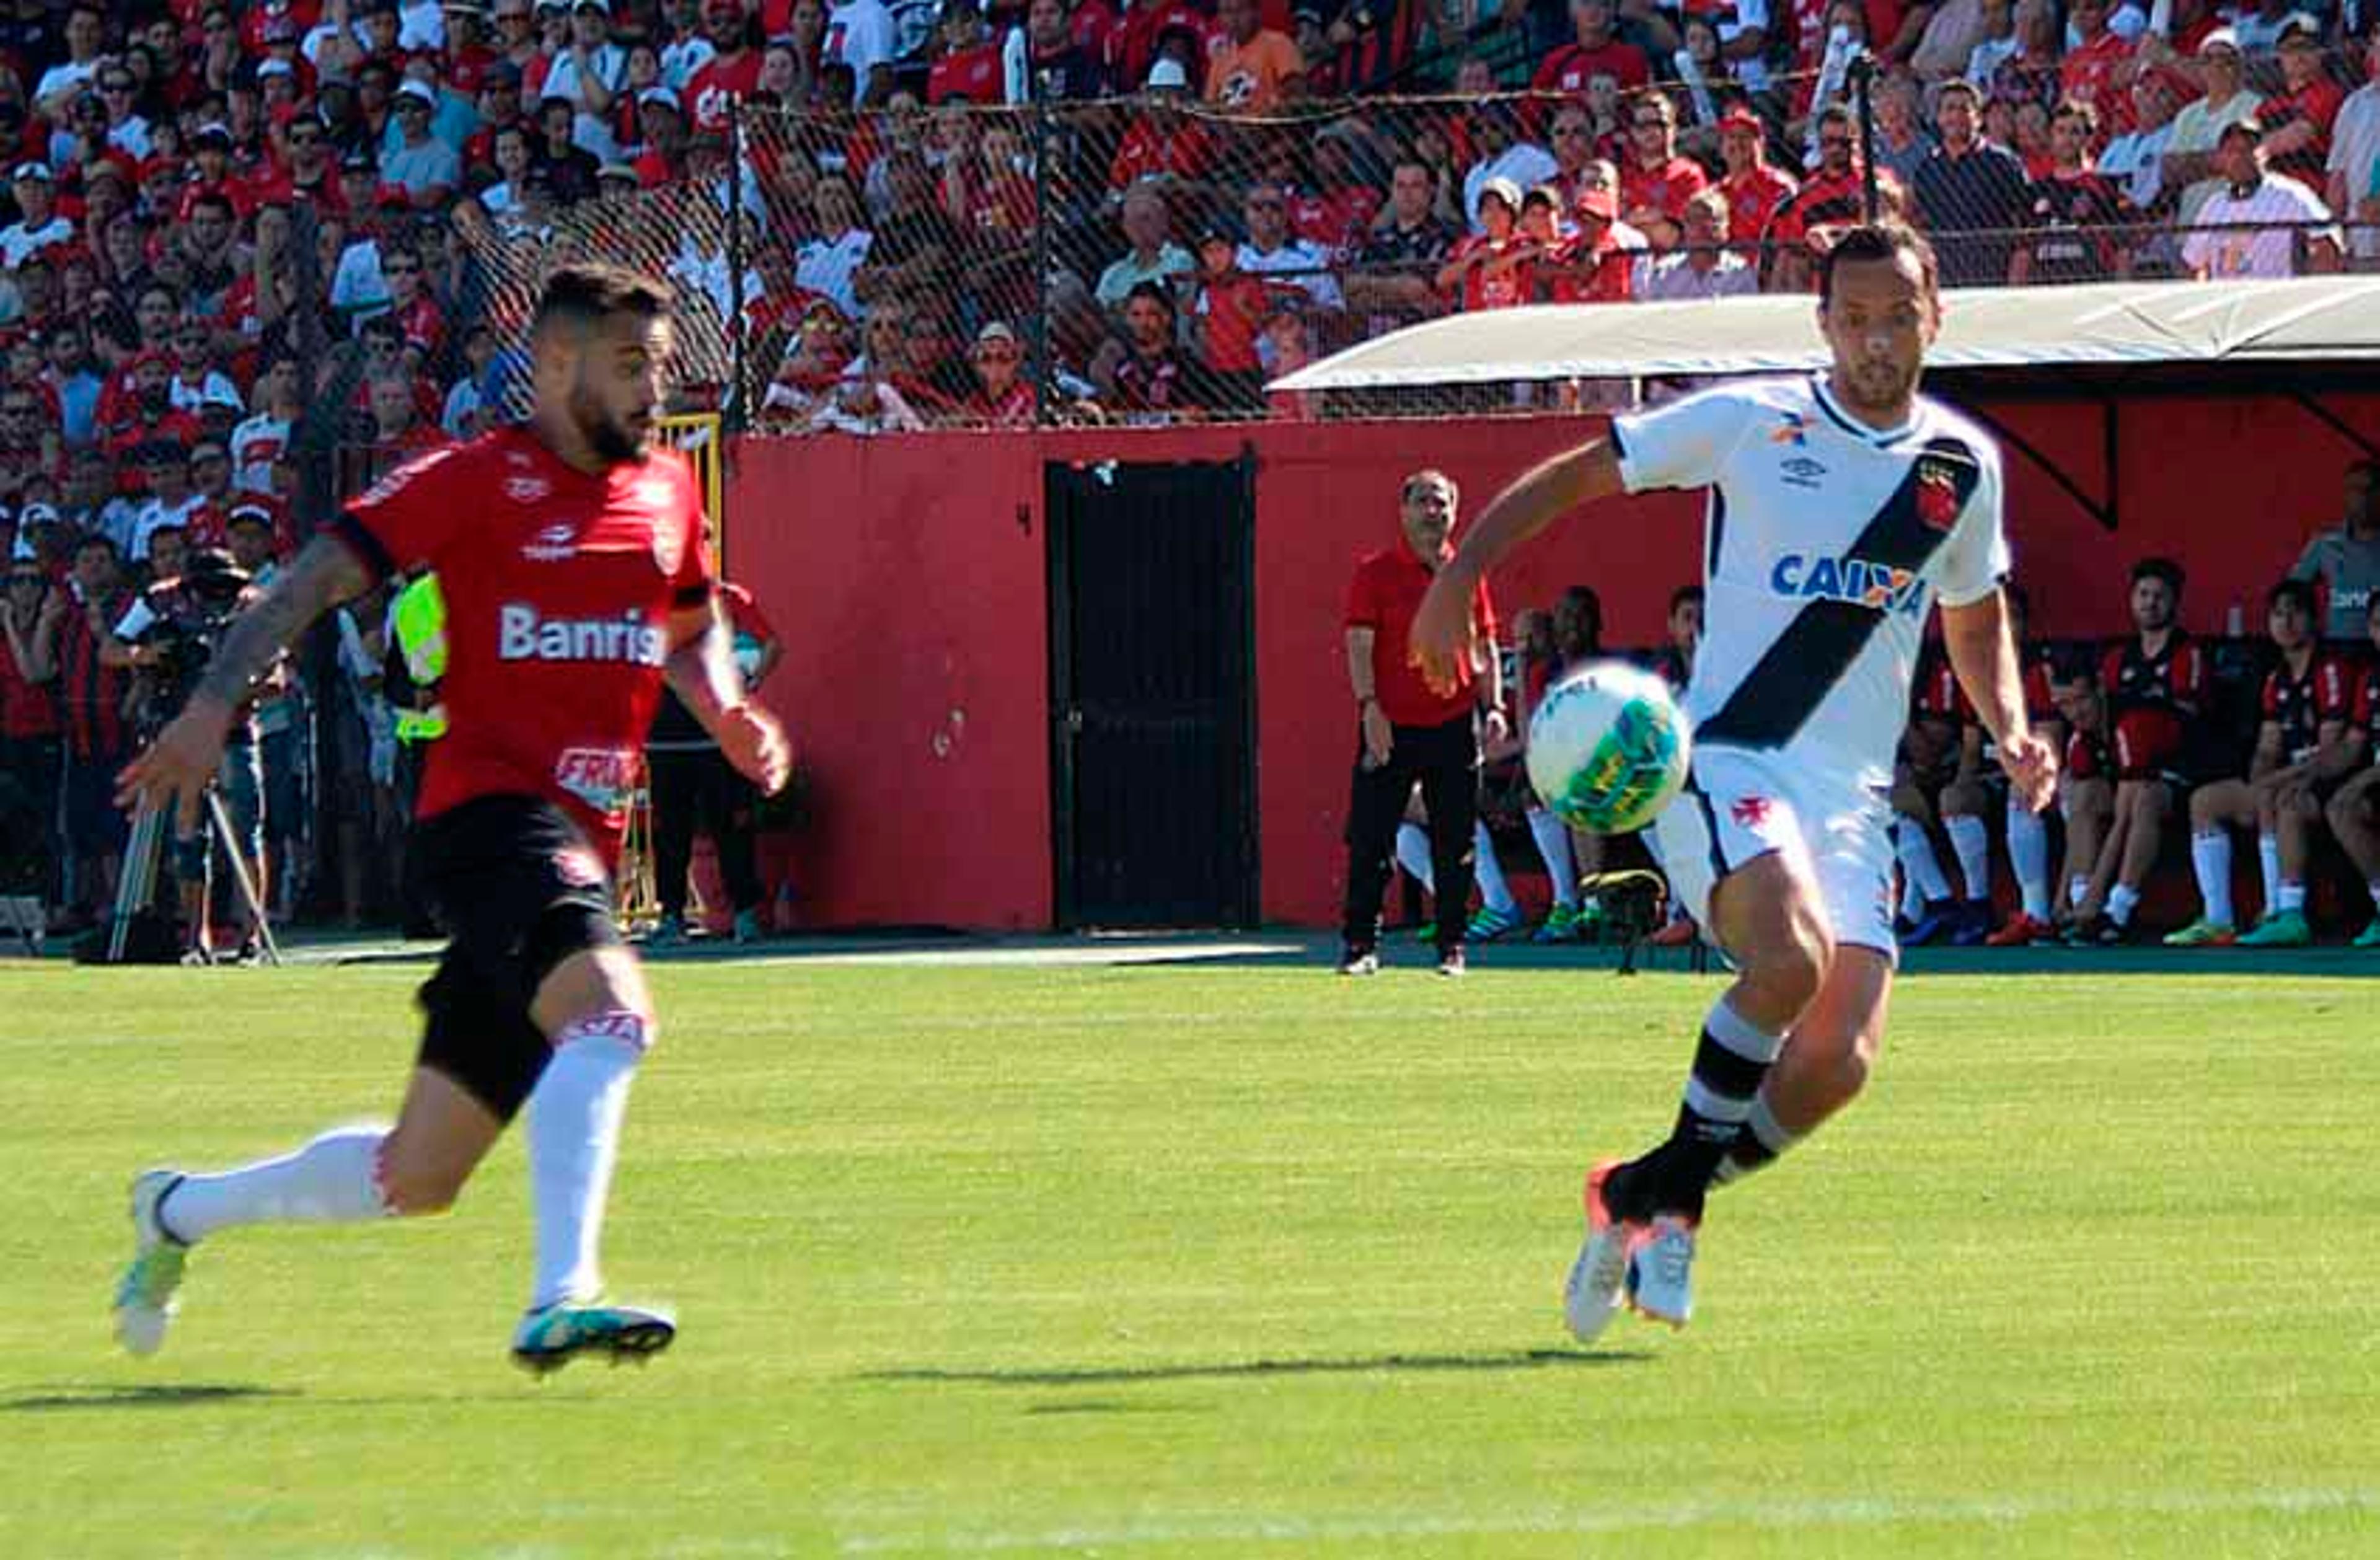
[117,534,374,834]
[1943,589,2057,816]
[665,597,792,795]
[1409,439,1625,694]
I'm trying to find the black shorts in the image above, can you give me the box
[411,794,622,1122]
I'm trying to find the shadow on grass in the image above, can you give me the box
[861,1347,1649,1388]
[1021,1398,1212,1416]
[1,1383,294,1412]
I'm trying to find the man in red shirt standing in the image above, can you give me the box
[111,264,793,1373]
[1717,107,1795,264]
[2257,17,2346,190]
[1532,0,1651,94]
[1339,468,1503,977]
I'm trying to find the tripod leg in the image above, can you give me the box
[206,790,281,967]
[108,803,164,964]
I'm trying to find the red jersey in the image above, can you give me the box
[2261,651,2353,765]
[2103,631,2206,780]
[2356,664,2380,733]
[1195,271,1269,372]
[687,51,765,136]
[1344,538,1497,727]
[2058,32,2133,133]
[1722,164,1796,258]
[1620,154,1710,226]
[1447,233,1535,311]
[928,42,1003,104]
[1530,39,1650,94]
[333,428,713,861]
[0,618,58,741]
[1107,117,1217,190]
[2256,77,2345,187]
[1546,232,1631,303]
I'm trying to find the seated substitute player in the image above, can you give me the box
[110,264,793,1373]
[2325,594,2380,948]
[1940,582,2064,946]
[2167,579,2355,947]
[2065,557,2208,945]
[2047,651,2119,938]
[1408,223,2056,1338]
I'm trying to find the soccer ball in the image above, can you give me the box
[1525,661,1692,835]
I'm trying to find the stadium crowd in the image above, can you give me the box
[0,0,2374,951]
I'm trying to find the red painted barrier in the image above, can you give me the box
[726,390,2380,931]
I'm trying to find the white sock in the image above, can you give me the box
[527,1011,648,1311]
[2108,883,2141,926]
[157,1125,392,1243]
[2278,879,2306,914]
[1944,813,1991,904]
[2068,873,2092,911]
[2257,834,2281,920]
[1394,821,1434,894]
[2007,806,2052,920]
[1896,823,1953,904]
[1527,808,1578,908]
[2190,831,2234,927]
[1472,819,1517,916]
[2369,879,2380,915]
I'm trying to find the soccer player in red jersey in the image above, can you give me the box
[109,264,792,1373]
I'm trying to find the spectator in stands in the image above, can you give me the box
[2257,17,2343,193]
[1437,177,1537,311]
[1108,60,1218,192]
[1869,73,1936,190]
[0,549,62,910]
[367,372,445,455]
[925,0,999,104]
[1205,0,1302,112]
[1026,0,1109,99]
[2011,100,2132,284]
[55,530,131,930]
[2162,29,2260,201]
[1095,279,1203,421]
[232,356,300,497]
[1192,224,1269,414]
[2167,578,2355,946]
[1236,179,1343,310]
[2180,118,2340,278]
[1917,78,2031,286]
[853,152,961,310]
[2289,457,2380,643]
[1768,105,1902,290]
[2324,595,2380,947]
[1096,185,1196,311]
[2066,557,2206,944]
[963,320,1038,425]
[1460,104,1558,230]
[826,0,902,107]
[2326,25,2380,272]
[1533,0,1652,94]
[1715,108,1793,263]
[382,81,464,209]
[2058,0,2133,130]
[796,170,873,319]
[1618,90,1709,249]
[2099,68,2184,234]
[1345,158,1457,339]
[1634,189,1754,297]
[687,0,763,130]
[2,162,72,271]
[32,4,105,121]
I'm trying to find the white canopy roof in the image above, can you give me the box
[1273,276,2380,390]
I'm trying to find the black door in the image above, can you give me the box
[1048,456,1259,929]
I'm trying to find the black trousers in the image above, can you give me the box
[1341,713,1479,956]
[648,745,764,920]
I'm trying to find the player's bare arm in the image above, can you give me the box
[117,534,372,831]
[664,596,792,795]
[1410,439,1626,692]
[1942,589,2057,814]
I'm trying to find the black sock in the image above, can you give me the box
[1609,1001,1784,1221]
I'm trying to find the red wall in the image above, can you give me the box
[726,390,2380,931]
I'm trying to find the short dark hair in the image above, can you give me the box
[1935,78,1981,107]
[1818,221,1939,308]
[2268,577,2317,617]
[1668,583,1705,614]
[2130,555,2185,596]
[532,262,672,340]
[1124,278,1175,313]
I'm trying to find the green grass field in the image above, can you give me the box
[4,946,2378,1558]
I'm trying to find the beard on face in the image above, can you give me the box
[572,377,649,464]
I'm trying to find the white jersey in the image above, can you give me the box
[1612,374,2008,791]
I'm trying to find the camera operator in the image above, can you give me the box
[99,545,272,963]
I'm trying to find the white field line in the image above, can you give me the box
[833,1486,2380,1554]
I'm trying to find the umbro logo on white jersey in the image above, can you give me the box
[1780,456,1827,488]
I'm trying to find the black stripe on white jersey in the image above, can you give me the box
[1696,433,1983,752]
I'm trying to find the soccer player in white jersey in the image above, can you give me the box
[1411,223,2058,1339]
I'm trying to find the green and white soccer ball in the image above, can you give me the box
[1525,661,1692,835]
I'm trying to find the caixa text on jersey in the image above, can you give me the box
[1769,555,1929,617]
[496,604,668,666]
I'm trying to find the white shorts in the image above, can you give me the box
[1649,746,1898,961]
